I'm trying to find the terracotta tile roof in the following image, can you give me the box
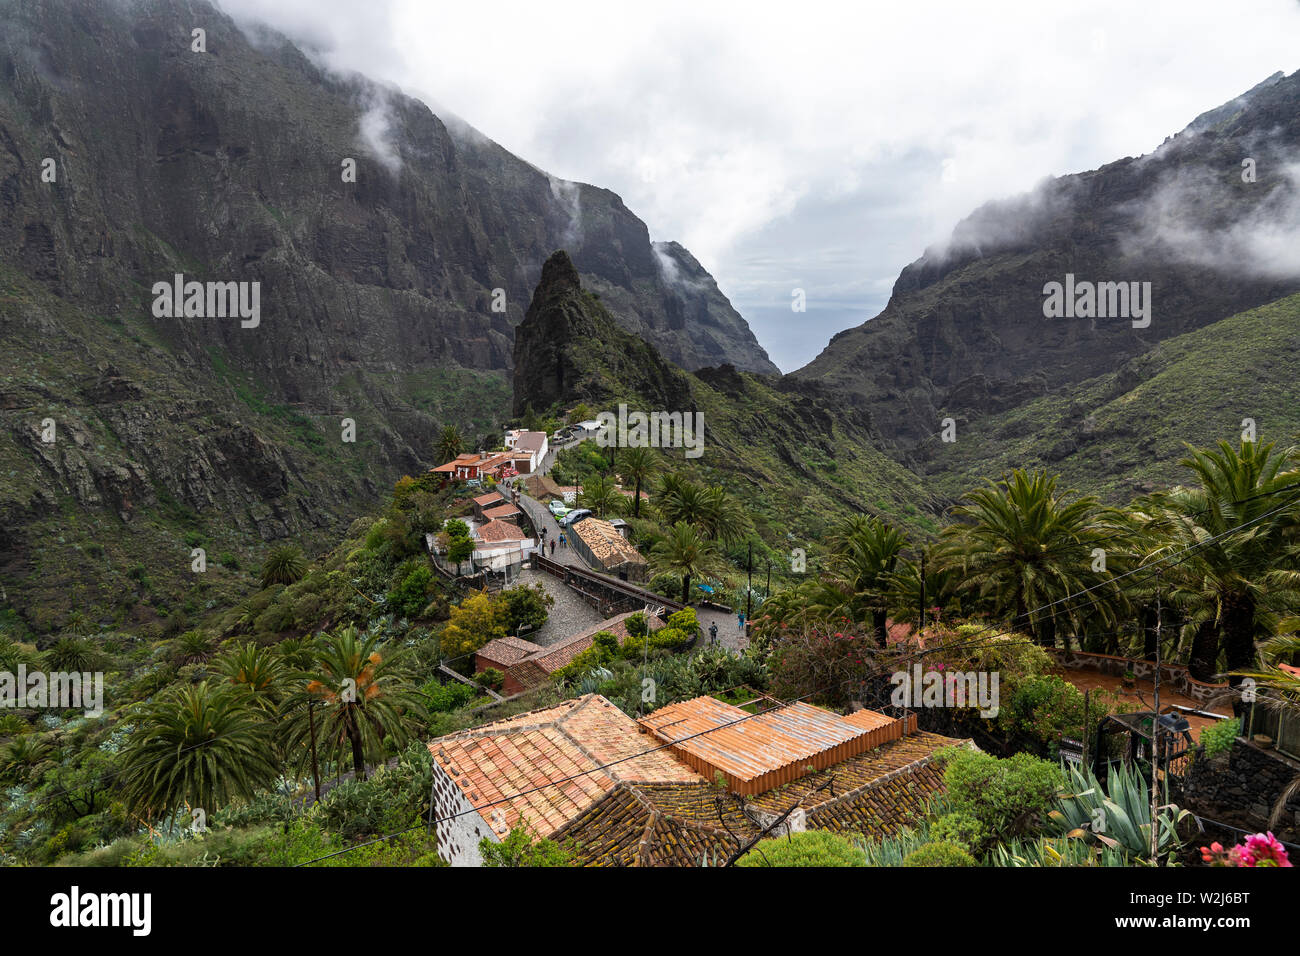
[638,698,914,795]
[473,492,506,507]
[842,708,896,732]
[554,731,967,865]
[474,519,530,543]
[482,503,522,520]
[476,636,544,667]
[556,783,755,867]
[428,696,701,840]
[744,730,962,817]
[505,612,664,690]
[570,517,646,568]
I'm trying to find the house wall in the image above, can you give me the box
[1178,737,1300,842]
[432,760,499,866]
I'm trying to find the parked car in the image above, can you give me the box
[548,500,570,517]
[560,508,592,527]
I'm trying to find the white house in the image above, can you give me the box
[503,430,548,474]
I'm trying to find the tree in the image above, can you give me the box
[440,591,508,659]
[435,425,465,463]
[655,475,749,544]
[939,470,1118,647]
[217,642,285,714]
[500,583,554,635]
[825,515,906,647]
[261,545,308,589]
[118,680,279,817]
[617,446,658,518]
[651,522,726,604]
[1141,441,1300,682]
[578,474,623,518]
[282,625,421,780]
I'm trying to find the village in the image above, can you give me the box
[417,424,1300,868]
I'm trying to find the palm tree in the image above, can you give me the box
[171,630,217,667]
[260,545,308,589]
[43,635,107,673]
[618,447,658,518]
[1143,441,1300,682]
[578,474,623,518]
[281,625,421,780]
[217,642,285,714]
[650,522,726,605]
[940,469,1119,647]
[822,515,906,646]
[435,425,465,463]
[118,680,279,817]
[655,476,749,545]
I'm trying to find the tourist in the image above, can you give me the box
[549,540,556,557]
[708,622,718,644]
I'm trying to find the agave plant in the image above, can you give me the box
[988,835,1131,867]
[1048,761,1194,863]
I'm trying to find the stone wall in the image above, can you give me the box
[1178,738,1300,843]
[1046,648,1228,704]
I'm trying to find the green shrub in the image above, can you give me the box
[500,583,553,634]
[424,679,476,713]
[902,841,977,867]
[476,668,504,691]
[481,826,573,867]
[1201,717,1241,760]
[387,562,436,618]
[736,830,866,867]
[938,747,1063,841]
[928,811,988,854]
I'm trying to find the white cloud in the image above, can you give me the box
[216,0,1300,369]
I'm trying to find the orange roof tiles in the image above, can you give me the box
[482,503,522,520]
[429,695,700,840]
[473,492,505,507]
[638,697,914,795]
[475,519,530,543]
[476,636,544,667]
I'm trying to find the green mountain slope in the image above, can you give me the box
[924,292,1300,502]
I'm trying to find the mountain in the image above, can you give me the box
[513,250,934,544]
[794,70,1300,475]
[0,0,774,631]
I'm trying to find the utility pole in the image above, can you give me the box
[746,541,753,621]
[765,560,771,599]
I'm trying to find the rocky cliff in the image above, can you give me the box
[794,70,1300,468]
[0,0,774,630]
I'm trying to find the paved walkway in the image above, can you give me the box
[511,461,747,651]
[514,565,603,647]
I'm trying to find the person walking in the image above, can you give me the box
[737,611,745,631]
[549,539,556,557]
[708,622,718,644]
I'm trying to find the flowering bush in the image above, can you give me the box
[1200,832,1292,867]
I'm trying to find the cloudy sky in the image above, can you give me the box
[219,0,1300,371]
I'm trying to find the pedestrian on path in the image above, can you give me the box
[549,540,556,557]
[559,532,567,548]
[708,622,718,644]
[737,612,745,631]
